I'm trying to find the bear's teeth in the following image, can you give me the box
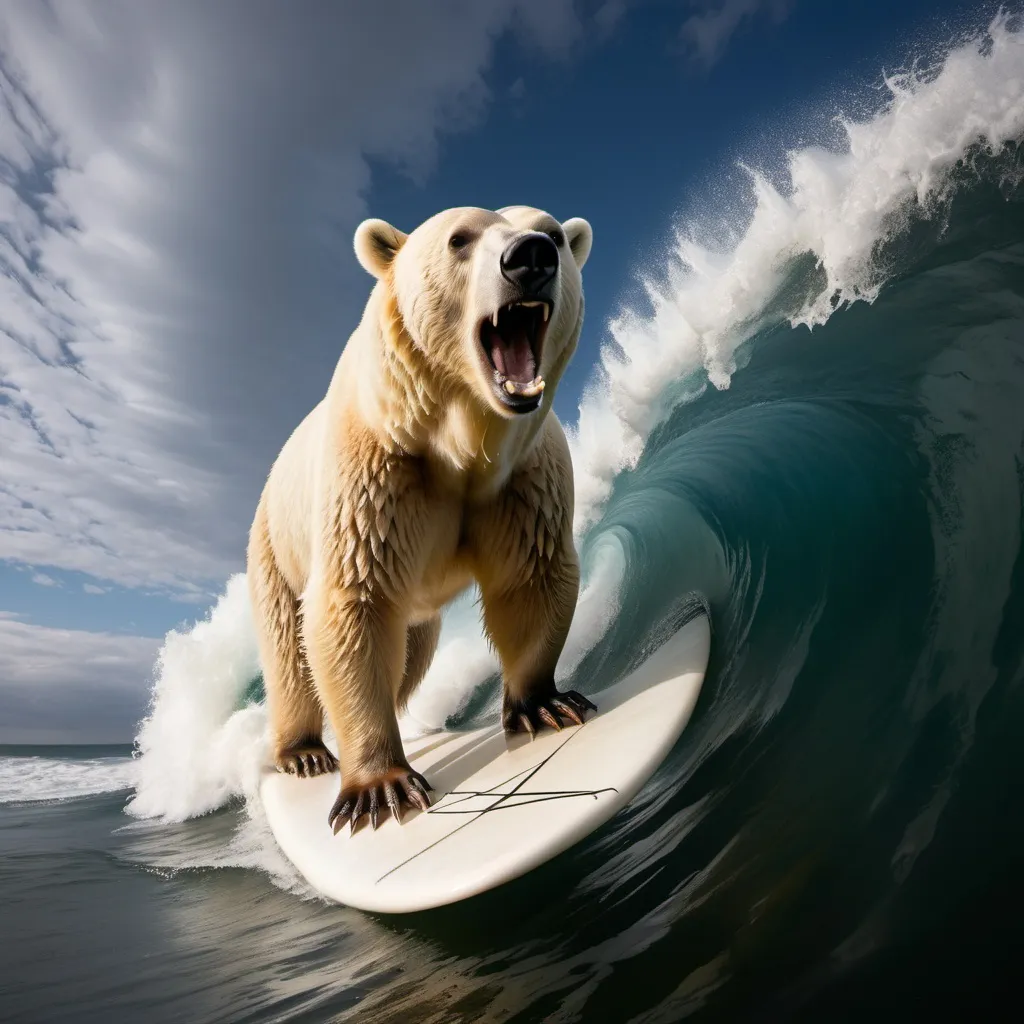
[492,309,500,328]
[516,300,551,323]
[504,376,546,398]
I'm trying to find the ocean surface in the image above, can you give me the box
[4,15,1024,1023]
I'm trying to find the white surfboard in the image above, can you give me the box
[260,606,711,914]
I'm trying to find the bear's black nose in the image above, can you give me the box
[500,232,559,294]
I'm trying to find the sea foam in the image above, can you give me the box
[0,754,136,805]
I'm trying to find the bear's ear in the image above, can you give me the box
[354,218,408,279]
[561,217,593,270]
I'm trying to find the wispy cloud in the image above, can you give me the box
[680,0,795,71]
[0,1,582,603]
[594,0,629,37]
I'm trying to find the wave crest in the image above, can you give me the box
[569,11,1024,533]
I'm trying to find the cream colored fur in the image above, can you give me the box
[246,205,592,826]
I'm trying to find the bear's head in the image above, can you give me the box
[354,206,592,420]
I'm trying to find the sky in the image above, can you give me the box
[0,0,988,742]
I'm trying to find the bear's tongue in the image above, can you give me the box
[490,328,536,384]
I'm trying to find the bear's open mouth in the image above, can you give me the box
[480,300,551,412]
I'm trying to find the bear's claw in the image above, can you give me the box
[275,743,338,778]
[328,767,433,835]
[502,688,597,737]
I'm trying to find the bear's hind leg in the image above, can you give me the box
[395,615,442,711]
[247,502,337,778]
[275,618,339,778]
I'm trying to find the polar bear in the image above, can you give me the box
[247,205,594,834]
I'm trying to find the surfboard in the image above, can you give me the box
[259,604,711,914]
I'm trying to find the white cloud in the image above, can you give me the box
[680,0,794,70]
[31,572,59,587]
[594,0,629,37]
[0,615,160,742]
[0,1,582,602]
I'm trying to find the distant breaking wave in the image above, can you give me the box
[0,754,136,805]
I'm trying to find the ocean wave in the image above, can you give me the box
[127,8,1024,890]
[127,573,267,822]
[569,9,1024,534]
[0,754,136,805]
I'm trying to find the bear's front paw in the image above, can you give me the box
[327,766,433,836]
[502,688,597,737]
[275,742,338,778]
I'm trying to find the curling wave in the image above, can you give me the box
[123,35,1024,1009]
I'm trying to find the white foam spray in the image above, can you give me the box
[569,11,1024,533]
[0,754,136,805]
[127,573,267,822]
[128,15,1024,843]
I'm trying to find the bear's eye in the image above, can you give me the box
[548,230,564,247]
[449,233,470,250]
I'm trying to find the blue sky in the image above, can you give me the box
[0,0,992,740]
